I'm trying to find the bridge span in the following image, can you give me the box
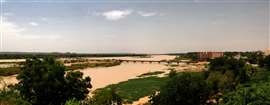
[88,59,195,64]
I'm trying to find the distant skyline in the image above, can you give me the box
[0,0,269,53]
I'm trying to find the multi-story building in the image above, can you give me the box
[197,52,224,60]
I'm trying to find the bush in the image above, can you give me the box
[16,57,92,105]
[65,99,81,105]
[0,85,31,105]
[221,82,270,105]
[150,73,209,105]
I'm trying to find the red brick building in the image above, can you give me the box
[197,52,224,60]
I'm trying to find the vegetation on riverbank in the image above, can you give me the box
[66,60,122,70]
[0,60,121,76]
[0,52,148,59]
[0,67,21,76]
[137,71,165,77]
[95,76,169,103]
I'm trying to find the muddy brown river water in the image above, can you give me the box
[0,55,175,90]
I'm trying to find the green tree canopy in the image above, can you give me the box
[16,57,92,105]
[150,73,209,105]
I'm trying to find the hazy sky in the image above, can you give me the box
[0,0,269,53]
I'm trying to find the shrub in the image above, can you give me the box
[65,99,81,105]
[221,82,270,105]
[0,85,31,105]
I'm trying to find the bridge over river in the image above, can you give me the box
[88,59,196,64]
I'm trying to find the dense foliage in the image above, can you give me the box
[221,69,270,105]
[208,57,252,84]
[16,57,92,105]
[150,73,209,105]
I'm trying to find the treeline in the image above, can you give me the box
[170,51,265,62]
[0,52,148,59]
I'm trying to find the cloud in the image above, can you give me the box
[29,22,39,26]
[0,17,25,33]
[96,10,133,21]
[0,17,60,40]
[138,11,157,17]
[94,10,163,20]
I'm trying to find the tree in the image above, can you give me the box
[168,69,177,78]
[150,73,209,105]
[16,57,92,105]
[259,55,270,70]
[207,71,235,92]
[208,57,250,85]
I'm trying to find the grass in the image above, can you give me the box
[0,67,21,76]
[95,76,169,103]
[137,71,165,77]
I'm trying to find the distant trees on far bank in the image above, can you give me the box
[0,53,149,59]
